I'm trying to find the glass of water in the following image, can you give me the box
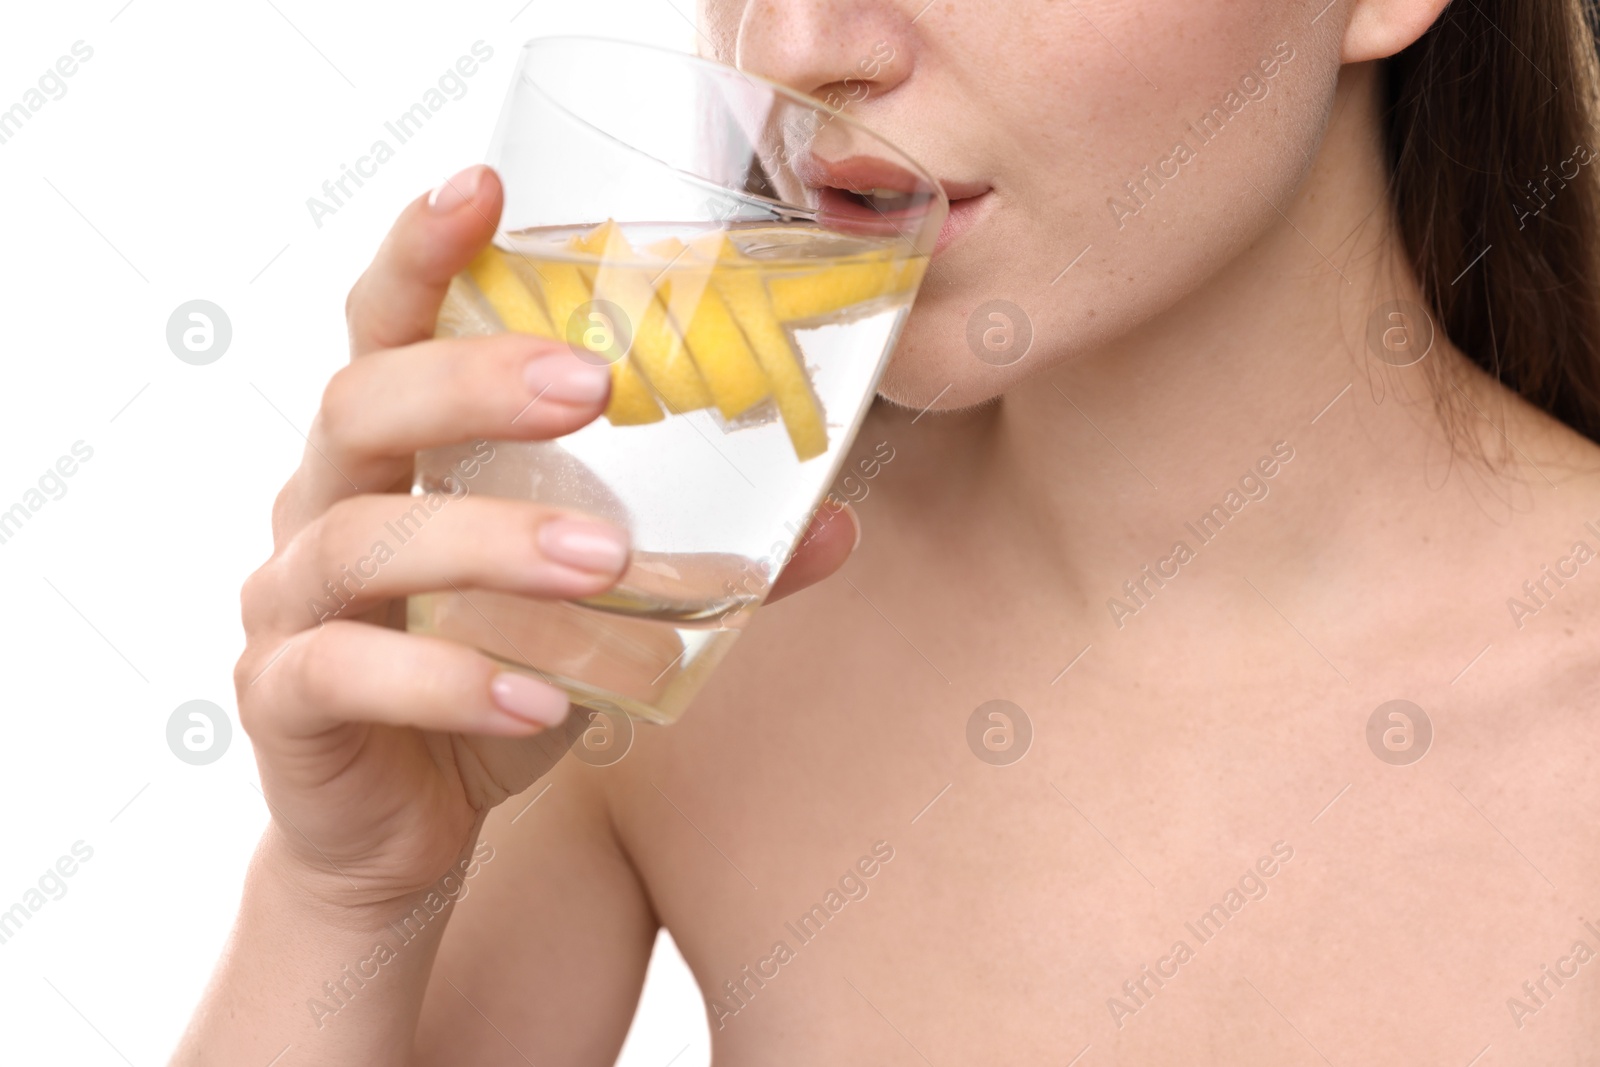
[408,36,947,724]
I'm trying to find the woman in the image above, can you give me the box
[177,0,1600,1062]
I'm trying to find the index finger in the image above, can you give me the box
[345,163,503,358]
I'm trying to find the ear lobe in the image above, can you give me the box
[1340,0,1453,63]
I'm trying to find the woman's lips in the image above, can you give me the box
[813,183,932,225]
[795,153,992,255]
[795,154,932,198]
[934,189,992,257]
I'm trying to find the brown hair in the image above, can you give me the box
[1386,0,1600,445]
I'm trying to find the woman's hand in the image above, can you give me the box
[233,164,859,910]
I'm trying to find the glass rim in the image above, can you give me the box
[513,33,949,214]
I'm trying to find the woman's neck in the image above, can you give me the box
[886,62,1565,626]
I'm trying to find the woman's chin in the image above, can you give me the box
[875,337,1018,414]
[871,282,1056,413]
[870,313,1030,412]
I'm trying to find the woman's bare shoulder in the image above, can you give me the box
[417,746,659,1065]
[1461,402,1600,706]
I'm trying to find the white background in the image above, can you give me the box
[0,2,710,1063]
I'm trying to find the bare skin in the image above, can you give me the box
[177,0,1600,1063]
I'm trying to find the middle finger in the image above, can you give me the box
[254,492,630,636]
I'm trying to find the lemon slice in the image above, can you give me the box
[502,245,664,426]
[571,221,713,414]
[467,246,556,336]
[765,255,923,322]
[691,232,828,461]
[649,236,770,419]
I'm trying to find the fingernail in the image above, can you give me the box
[489,672,570,726]
[842,502,862,551]
[428,164,485,214]
[525,352,612,404]
[538,517,630,574]
[814,495,860,550]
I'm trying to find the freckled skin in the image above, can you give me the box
[422,2,1600,1064]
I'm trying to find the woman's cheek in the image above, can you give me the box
[882,6,1340,408]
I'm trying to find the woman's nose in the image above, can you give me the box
[732,0,916,107]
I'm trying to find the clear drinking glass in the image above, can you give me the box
[408,36,948,724]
